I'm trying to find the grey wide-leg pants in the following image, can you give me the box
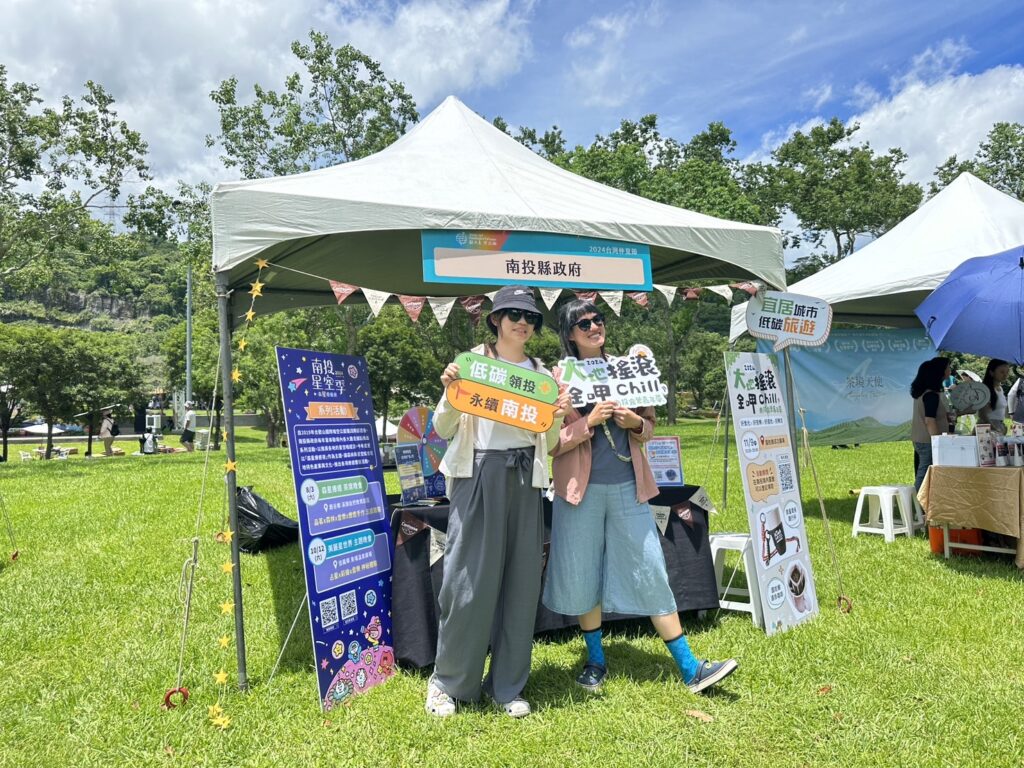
[433,448,544,704]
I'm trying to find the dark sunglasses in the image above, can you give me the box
[504,308,542,326]
[573,314,606,332]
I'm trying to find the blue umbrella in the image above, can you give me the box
[915,245,1024,364]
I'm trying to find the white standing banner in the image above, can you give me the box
[724,351,819,635]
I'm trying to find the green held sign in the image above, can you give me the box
[454,352,559,404]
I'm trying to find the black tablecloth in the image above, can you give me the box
[389,486,718,668]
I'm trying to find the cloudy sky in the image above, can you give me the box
[2,0,1023,199]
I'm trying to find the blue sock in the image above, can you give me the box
[665,634,700,682]
[582,627,605,668]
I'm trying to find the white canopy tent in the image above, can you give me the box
[212,95,785,324]
[374,416,399,441]
[209,95,786,690]
[730,172,1024,340]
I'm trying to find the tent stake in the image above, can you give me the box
[217,273,249,692]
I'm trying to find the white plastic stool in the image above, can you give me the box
[709,533,764,629]
[852,485,921,542]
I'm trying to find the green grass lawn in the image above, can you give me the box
[1,422,1023,767]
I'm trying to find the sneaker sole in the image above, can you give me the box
[425,702,456,717]
[501,706,531,718]
[687,659,738,694]
[576,679,603,693]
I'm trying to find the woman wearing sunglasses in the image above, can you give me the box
[543,299,738,694]
[426,285,571,719]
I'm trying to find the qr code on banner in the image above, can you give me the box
[340,589,358,622]
[778,461,795,493]
[319,597,339,631]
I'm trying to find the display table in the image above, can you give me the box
[918,465,1024,568]
[389,486,719,668]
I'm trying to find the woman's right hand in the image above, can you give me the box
[586,400,616,428]
[440,362,460,388]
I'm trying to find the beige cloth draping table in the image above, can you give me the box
[918,465,1024,568]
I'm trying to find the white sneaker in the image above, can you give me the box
[425,675,456,717]
[498,696,531,718]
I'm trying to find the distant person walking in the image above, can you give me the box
[181,402,196,452]
[99,409,116,457]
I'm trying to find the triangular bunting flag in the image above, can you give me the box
[459,295,486,325]
[599,291,623,315]
[539,288,563,309]
[484,290,499,303]
[329,280,359,305]
[362,288,391,316]
[398,295,426,322]
[730,281,761,297]
[654,284,677,304]
[427,297,457,327]
[706,284,734,302]
[574,290,598,303]
[683,287,703,301]
[626,291,649,308]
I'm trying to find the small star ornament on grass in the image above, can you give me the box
[223,459,237,474]
[214,670,229,685]
[218,635,231,649]
[220,561,234,574]
[219,600,234,615]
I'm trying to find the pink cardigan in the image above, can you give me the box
[550,405,659,505]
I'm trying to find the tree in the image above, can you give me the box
[770,118,922,278]
[679,330,729,409]
[234,311,313,447]
[0,324,32,461]
[0,66,149,283]
[930,122,1024,200]
[10,328,142,458]
[357,307,439,432]
[207,30,419,180]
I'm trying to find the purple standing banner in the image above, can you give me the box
[276,347,395,711]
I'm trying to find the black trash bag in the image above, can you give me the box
[236,486,299,553]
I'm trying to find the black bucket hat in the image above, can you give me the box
[486,285,543,334]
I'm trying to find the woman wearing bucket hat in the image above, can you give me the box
[425,285,571,719]
[543,298,738,695]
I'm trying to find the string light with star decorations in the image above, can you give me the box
[207,255,268,730]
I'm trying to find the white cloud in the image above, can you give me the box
[804,83,833,111]
[0,0,534,190]
[749,37,1024,189]
[854,64,1024,185]
[891,37,973,90]
[848,81,881,109]
[330,0,533,105]
[787,25,808,44]
[563,2,663,108]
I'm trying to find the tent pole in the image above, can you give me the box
[216,273,249,692]
[722,394,730,514]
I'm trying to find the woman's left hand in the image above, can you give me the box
[612,407,643,430]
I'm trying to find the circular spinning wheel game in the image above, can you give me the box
[397,407,447,477]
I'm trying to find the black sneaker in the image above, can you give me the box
[686,659,738,694]
[575,662,607,691]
